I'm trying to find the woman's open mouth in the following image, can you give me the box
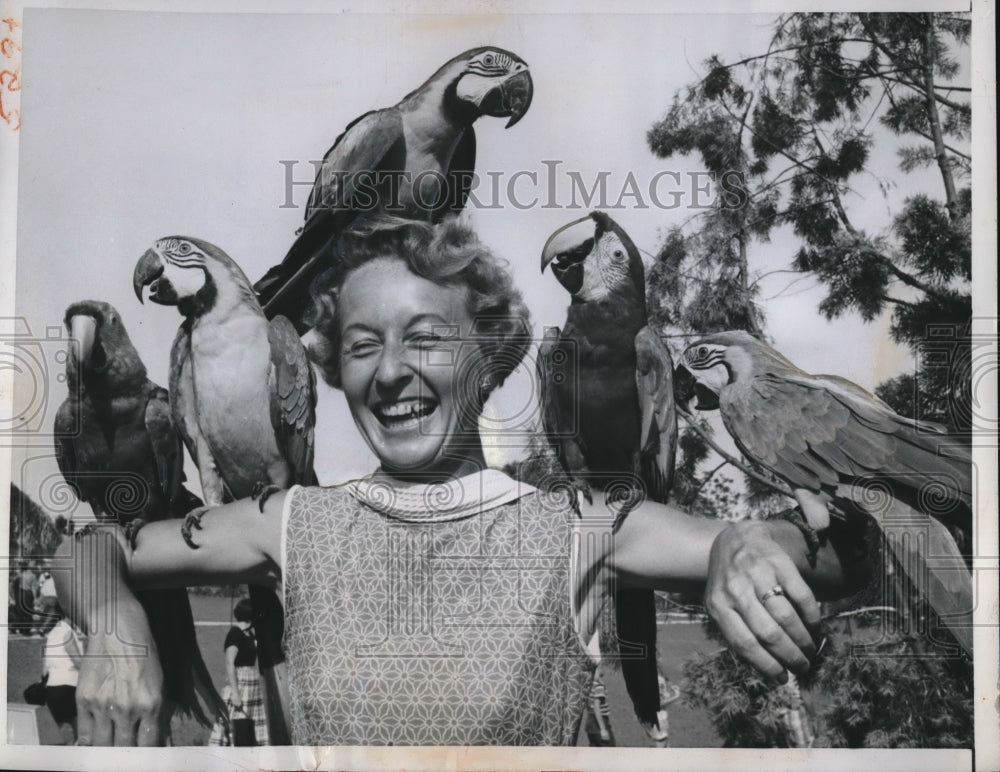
[373,398,438,430]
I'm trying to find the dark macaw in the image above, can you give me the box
[538,211,678,741]
[54,299,225,733]
[134,236,318,743]
[254,46,533,330]
[676,330,973,654]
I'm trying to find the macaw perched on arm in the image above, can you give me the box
[253,46,533,330]
[676,330,973,655]
[54,300,225,733]
[539,211,678,742]
[134,236,318,744]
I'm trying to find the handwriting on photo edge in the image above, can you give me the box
[1,16,21,132]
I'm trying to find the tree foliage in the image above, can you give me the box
[645,11,972,523]
[684,610,973,748]
[647,12,971,434]
[648,13,974,746]
[9,484,63,559]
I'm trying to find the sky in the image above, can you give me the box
[5,6,972,514]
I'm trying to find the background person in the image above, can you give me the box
[42,602,82,744]
[209,597,269,746]
[10,562,39,635]
[38,567,60,619]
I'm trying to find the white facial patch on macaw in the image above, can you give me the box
[154,239,208,300]
[455,51,522,106]
[684,343,727,373]
[578,231,632,302]
[712,344,755,383]
[692,361,730,394]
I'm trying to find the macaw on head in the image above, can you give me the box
[434,47,533,127]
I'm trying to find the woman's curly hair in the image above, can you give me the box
[308,216,531,401]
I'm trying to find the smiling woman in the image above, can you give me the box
[55,217,857,747]
[307,217,531,479]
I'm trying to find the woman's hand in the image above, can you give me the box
[75,597,165,746]
[705,520,822,681]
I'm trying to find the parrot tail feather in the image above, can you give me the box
[137,588,226,728]
[842,484,973,656]
[615,587,662,727]
[882,511,973,656]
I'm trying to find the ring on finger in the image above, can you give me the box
[759,585,786,604]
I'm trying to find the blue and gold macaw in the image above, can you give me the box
[677,330,972,655]
[254,47,533,329]
[134,236,318,743]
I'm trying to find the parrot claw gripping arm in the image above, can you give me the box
[251,482,282,514]
[181,507,208,549]
[123,518,149,551]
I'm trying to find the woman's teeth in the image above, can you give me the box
[376,399,436,427]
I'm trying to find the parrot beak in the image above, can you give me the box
[541,215,596,295]
[68,314,97,366]
[674,361,725,411]
[480,69,533,128]
[133,249,166,304]
[673,363,698,406]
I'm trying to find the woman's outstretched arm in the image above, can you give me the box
[52,491,287,746]
[581,498,862,681]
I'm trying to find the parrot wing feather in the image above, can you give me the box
[304,108,406,222]
[144,385,183,509]
[267,315,317,486]
[536,328,588,474]
[727,373,968,507]
[255,109,406,322]
[777,371,971,510]
[144,384,202,517]
[438,126,476,220]
[54,400,83,504]
[634,326,677,502]
[536,329,561,437]
[168,324,198,468]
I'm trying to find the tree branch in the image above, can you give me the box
[879,253,953,302]
[862,13,958,216]
[873,71,971,160]
[709,37,891,75]
[691,461,728,498]
[716,97,843,190]
[881,294,917,309]
[678,409,793,498]
[872,69,971,111]
[906,132,972,161]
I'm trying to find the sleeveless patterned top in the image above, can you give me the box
[281,471,596,745]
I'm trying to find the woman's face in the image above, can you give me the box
[338,257,485,478]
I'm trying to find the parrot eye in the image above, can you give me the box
[613,249,624,259]
[177,243,191,255]
[697,346,708,359]
[483,54,495,66]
